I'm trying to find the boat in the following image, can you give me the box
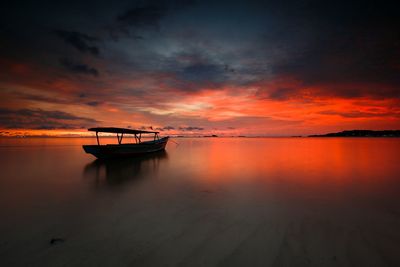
[83,127,169,159]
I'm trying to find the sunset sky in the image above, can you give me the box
[1,0,399,136]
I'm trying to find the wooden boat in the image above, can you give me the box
[83,127,169,159]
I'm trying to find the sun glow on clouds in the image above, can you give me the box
[1,1,400,136]
[1,78,400,137]
[1,60,400,137]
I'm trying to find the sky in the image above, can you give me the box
[1,0,399,136]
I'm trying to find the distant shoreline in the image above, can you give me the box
[308,130,400,137]
[1,130,400,138]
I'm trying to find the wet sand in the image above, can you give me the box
[0,138,400,266]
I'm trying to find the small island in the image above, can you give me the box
[309,130,400,137]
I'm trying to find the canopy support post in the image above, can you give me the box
[116,133,123,144]
[96,132,100,145]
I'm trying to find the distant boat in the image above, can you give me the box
[83,127,169,159]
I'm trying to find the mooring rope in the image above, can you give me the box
[169,139,179,146]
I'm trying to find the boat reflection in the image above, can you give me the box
[83,151,168,187]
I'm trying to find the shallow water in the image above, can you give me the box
[0,137,399,266]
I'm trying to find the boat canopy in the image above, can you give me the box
[88,127,159,134]
[88,127,160,145]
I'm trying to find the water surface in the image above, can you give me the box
[0,137,399,266]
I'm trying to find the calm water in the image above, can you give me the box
[0,137,399,266]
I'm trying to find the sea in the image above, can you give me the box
[0,137,399,266]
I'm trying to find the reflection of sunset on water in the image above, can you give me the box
[1,137,400,265]
[174,138,400,193]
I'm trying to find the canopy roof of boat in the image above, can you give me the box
[88,127,159,134]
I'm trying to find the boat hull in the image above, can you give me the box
[83,137,169,159]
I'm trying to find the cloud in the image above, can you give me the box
[86,101,101,106]
[117,5,167,29]
[111,3,168,38]
[14,92,103,108]
[54,30,100,56]
[179,126,204,131]
[154,126,176,131]
[0,108,98,129]
[267,87,298,101]
[163,126,175,130]
[14,92,71,104]
[265,1,400,99]
[180,63,225,83]
[164,59,232,92]
[60,58,99,76]
[319,110,400,118]
[112,0,195,38]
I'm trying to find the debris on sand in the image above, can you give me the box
[50,238,65,245]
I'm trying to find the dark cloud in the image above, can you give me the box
[181,63,225,83]
[124,88,147,97]
[54,30,100,56]
[0,108,94,121]
[179,126,204,131]
[147,125,176,131]
[117,5,167,29]
[163,126,175,130]
[319,110,400,118]
[5,0,398,99]
[0,108,98,129]
[86,101,101,106]
[15,92,71,104]
[271,38,400,98]
[111,0,195,39]
[139,126,153,130]
[266,0,400,99]
[165,61,231,92]
[319,86,400,100]
[154,126,176,131]
[267,88,298,101]
[60,58,99,76]
[111,2,168,39]
[258,85,400,102]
